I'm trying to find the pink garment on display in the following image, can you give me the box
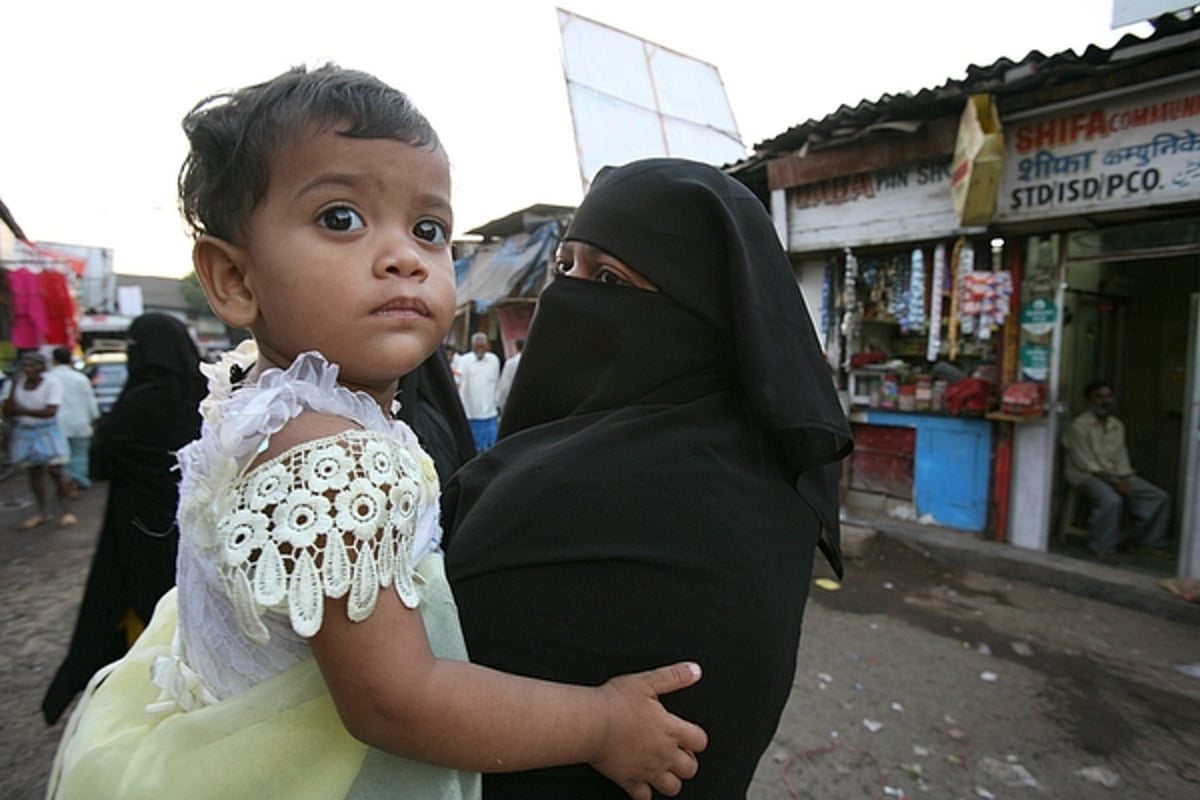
[8,268,48,348]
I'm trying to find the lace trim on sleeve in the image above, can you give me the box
[218,429,427,643]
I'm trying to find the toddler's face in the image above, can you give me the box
[239,127,456,406]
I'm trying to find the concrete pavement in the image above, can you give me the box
[841,512,1200,627]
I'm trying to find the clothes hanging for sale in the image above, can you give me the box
[40,270,78,346]
[8,268,48,349]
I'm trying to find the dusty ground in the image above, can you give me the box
[750,536,1200,800]
[3,476,1199,799]
[1,476,108,800]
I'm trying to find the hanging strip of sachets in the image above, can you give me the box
[926,243,947,362]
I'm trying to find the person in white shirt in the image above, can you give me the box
[496,338,524,415]
[49,347,101,493]
[2,351,76,528]
[458,332,501,451]
[1063,379,1171,559]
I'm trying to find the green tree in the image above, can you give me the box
[180,271,249,347]
[180,271,209,314]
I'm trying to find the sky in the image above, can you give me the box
[0,0,1156,279]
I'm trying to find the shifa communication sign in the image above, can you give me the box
[995,78,1200,223]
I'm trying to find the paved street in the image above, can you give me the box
[749,533,1200,799]
[3,472,1200,799]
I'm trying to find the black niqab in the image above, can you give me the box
[498,157,852,565]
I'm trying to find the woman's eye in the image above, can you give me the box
[319,207,364,232]
[415,219,449,244]
[596,269,629,287]
[554,260,571,275]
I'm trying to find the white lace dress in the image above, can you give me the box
[165,347,451,705]
[50,345,478,800]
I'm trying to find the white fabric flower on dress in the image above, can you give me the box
[391,477,419,526]
[393,447,421,482]
[244,463,290,511]
[303,441,353,494]
[271,490,333,549]
[334,478,388,541]
[362,438,397,485]
[198,340,259,426]
[149,651,219,714]
[218,509,270,567]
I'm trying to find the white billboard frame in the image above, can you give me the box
[557,8,746,192]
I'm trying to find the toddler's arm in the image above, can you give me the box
[312,588,705,799]
[259,412,706,798]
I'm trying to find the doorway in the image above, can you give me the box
[1056,216,1200,571]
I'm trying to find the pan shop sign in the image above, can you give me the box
[996,79,1200,222]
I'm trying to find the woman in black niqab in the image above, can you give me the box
[443,159,852,798]
[43,313,207,724]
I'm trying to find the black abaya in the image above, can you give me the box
[444,159,852,797]
[42,313,206,724]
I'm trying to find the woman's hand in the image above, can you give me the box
[589,662,708,799]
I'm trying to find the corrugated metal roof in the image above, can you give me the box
[736,11,1200,168]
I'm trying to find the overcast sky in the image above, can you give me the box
[0,0,1151,278]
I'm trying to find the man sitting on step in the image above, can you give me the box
[1062,380,1172,561]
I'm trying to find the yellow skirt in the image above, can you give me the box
[49,555,479,800]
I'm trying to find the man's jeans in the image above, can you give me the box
[1078,475,1171,554]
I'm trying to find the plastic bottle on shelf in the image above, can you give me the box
[932,378,948,412]
[880,373,899,409]
[915,374,933,412]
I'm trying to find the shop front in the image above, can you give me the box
[993,74,1200,578]
[746,17,1200,577]
[774,91,1200,576]
[773,139,1020,536]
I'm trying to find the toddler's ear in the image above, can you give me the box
[193,236,258,329]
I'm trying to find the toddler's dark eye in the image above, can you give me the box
[319,207,364,232]
[415,219,449,244]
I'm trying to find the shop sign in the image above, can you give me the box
[1018,296,1057,334]
[786,159,959,251]
[1019,342,1052,382]
[996,79,1200,223]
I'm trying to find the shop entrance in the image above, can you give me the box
[1058,215,1200,572]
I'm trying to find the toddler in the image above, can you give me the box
[49,64,705,800]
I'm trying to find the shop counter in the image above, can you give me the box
[851,410,993,532]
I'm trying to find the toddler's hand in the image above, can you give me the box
[590,662,707,799]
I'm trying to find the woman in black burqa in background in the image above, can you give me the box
[42,313,207,724]
[442,158,854,798]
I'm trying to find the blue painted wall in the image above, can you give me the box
[866,411,993,532]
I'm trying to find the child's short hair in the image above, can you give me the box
[178,63,441,243]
